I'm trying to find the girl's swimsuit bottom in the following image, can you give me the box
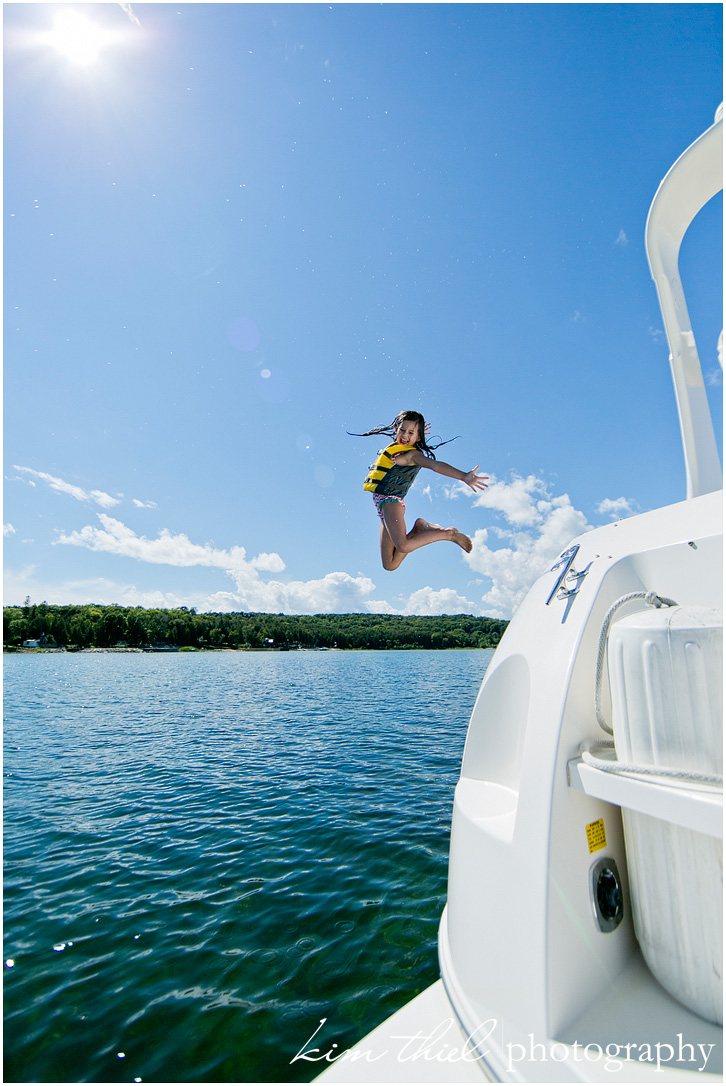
[372,494,406,521]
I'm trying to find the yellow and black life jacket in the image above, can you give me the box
[363,444,421,497]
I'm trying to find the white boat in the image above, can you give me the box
[317,107,723,1083]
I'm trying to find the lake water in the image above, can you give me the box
[4,649,492,1083]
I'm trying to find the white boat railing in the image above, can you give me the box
[645,106,723,499]
[567,753,723,839]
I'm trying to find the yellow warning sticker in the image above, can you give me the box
[586,819,607,854]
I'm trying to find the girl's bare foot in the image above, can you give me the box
[449,527,473,553]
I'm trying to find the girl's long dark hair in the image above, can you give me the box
[348,410,458,460]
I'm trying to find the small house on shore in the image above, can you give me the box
[22,632,57,649]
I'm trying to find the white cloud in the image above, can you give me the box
[13,466,120,509]
[474,474,549,527]
[248,552,286,573]
[464,474,592,618]
[226,568,375,613]
[53,515,374,615]
[56,514,277,572]
[597,496,637,520]
[132,498,158,509]
[3,524,16,536]
[119,3,141,27]
[367,585,479,616]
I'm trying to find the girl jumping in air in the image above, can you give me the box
[353,410,489,571]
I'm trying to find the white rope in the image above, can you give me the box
[594,591,678,734]
[581,739,723,788]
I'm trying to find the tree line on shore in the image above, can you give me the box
[3,601,507,652]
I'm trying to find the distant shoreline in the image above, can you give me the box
[4,644,495,655]
[4,604,507,653]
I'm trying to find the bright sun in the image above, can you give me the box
[46,10,111,66]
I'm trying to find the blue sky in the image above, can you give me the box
[4,2,722,619]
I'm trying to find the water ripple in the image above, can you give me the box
[4,649,490,1082]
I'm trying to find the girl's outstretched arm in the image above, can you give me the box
[390,447,489,490]
[416,454,489,492]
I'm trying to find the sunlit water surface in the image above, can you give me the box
[4,649,492,1083]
